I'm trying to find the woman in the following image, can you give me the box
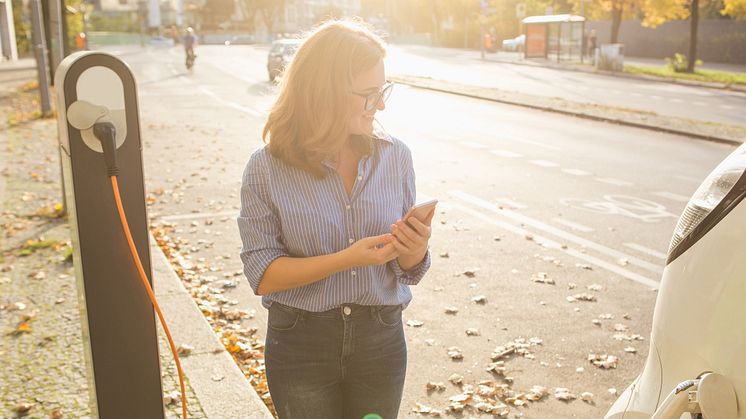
[238,19,433,418]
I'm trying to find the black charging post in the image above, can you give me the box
[54,51,165,419]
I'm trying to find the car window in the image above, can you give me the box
[270,44,284,54]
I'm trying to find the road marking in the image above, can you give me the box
[623,242,667,260]
[694,101,707,106]
[673,174,703,184]
[562,168,591,176]
[501,136,560,150]
[194,84,262,116]
[446,198,659,288]
[529,159,559,168]
[461,141,488,149]
[610,90,622,95]
[494,198,527,209]
[450,190,664,275]
[652,191,691,203]
[160,211,238,222]
[671,98,683,103]
[651,95,663,100]
[631,92,642,97]
[552,217,594,232]
[490,149,522,158]
[719,104,734,110]
[596,177,633,187]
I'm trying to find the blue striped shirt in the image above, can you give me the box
[237,134,431,312]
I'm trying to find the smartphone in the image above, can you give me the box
[403,199,438,225]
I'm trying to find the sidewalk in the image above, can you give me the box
[481,50,746,92]
[0,77,272,417]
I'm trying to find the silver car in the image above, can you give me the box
[267,39,302,82]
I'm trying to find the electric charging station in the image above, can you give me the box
[54,51,166,419]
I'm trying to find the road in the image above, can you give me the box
[114,44,735,417]
[386,44,746,129]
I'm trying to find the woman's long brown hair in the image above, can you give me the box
[262,19,386,178]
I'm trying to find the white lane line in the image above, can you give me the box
[719,104,734,110]
[195,84,261,116]
[652,191,691,203]
[694,101,707,106]
[490,149,523,158]
[631,92,642,97]
[447,199,659,288]
[552,217,594,232]
[529,159,559,168]
[461,141,488,149]
[450,190,664,275]
[596,177,633,187]
[671,98,683,103]
[674,174,703,184]
[651,95,663,100]
[495,198,527,209]
[503,137,561,150]
[160,211,238,222]
[623,242,667,260]
[562,168,591,176]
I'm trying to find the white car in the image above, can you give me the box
[605,143,746,419]
[502,34,525,52]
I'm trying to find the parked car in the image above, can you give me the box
[501,34,525,52]
[148,36,175,46]
[605,142,746,419]
[267,38,302,82]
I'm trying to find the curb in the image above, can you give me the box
[150,234,274,419]
[390,74,744,147]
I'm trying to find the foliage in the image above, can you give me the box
[625,64,746,85]
[665,52,702,72]
[11,0,30,56]
[201,0,236,24]
[89,14,138,32]
[722,0,746,17]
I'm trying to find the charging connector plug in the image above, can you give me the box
[93,122,119,177]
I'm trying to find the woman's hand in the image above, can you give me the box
[342,234,400,267]
[390,211,434,271]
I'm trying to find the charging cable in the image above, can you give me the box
[94,122,187,418]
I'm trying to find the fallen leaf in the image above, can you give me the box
[447,347,464,360]
[532,272,555,285]
[448,373,464,385]
[177,344,194,356]
[554,387,577,401]
[580,392,595,403]
[444,306,458,315]
[426,382,446,392]
[588,353,619,369]
[465,328,480,336]
[471,295,487,304]
[406,319,424,328]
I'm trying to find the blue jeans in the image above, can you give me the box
[264,303,407,419]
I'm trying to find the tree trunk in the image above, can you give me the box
[610,0,623,44]
[687,0,699,73]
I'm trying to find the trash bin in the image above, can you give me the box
[596,43,624,72]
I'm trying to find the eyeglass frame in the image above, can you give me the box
[352,81,394,112]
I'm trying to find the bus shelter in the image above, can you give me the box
[522,14,586,63]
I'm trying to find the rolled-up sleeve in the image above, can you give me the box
[388,141,432,285]
[237,151,288,295]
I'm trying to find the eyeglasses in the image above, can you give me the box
[353,82,394,112]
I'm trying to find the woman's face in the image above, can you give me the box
[348,59,386,137]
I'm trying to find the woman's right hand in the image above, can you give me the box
[342,234,400,267]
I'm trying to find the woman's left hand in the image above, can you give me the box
[390,211,434,270]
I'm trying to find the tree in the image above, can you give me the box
[569,0,640,43]
[722,0,746,17]
[639,0,709,73]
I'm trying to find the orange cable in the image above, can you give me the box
[111,176,187,419]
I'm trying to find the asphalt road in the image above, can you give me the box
[386,44,746,129]
[114,44,735,417]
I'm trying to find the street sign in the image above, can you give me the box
[516,3,526,19]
